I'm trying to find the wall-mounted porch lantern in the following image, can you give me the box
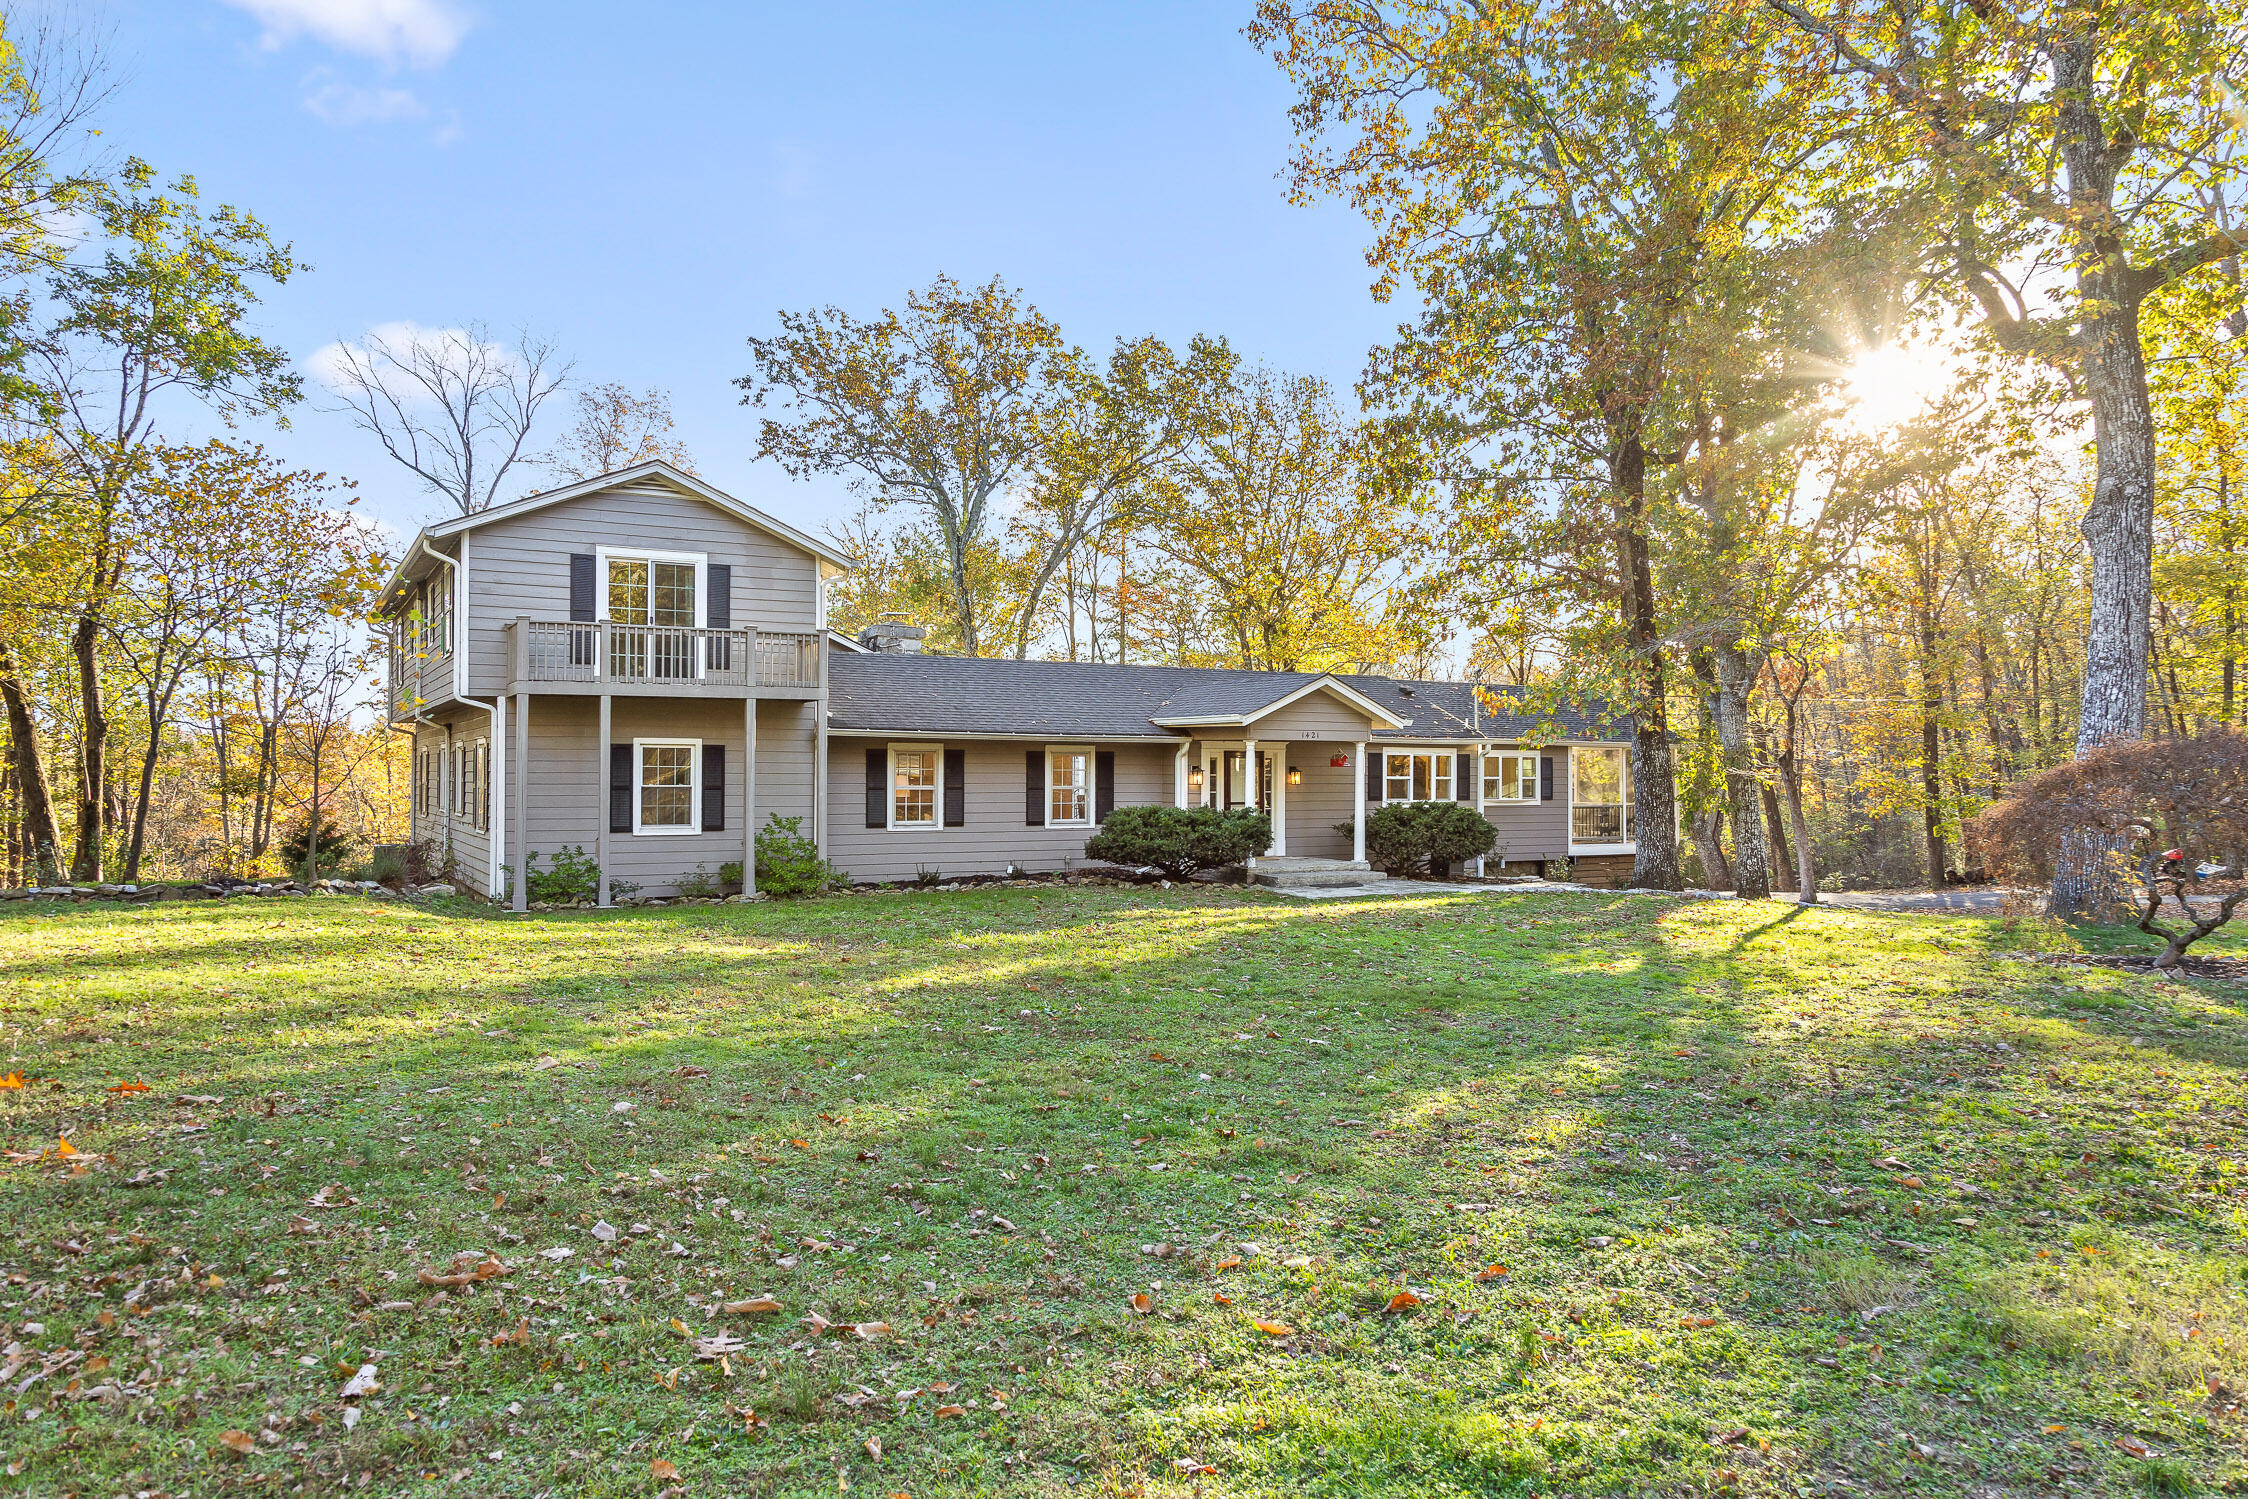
[1187,766,1205,792]
[1286,766,1303,786]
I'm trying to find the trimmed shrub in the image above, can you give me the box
[755,814,845,898]
[1083,805,1273,879]
[1353,801,1497,878]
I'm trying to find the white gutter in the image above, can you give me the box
[417,538,505,902]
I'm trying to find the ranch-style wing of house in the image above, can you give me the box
[378,461,1640,905]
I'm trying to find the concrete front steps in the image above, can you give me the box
[1246,857,1387,890]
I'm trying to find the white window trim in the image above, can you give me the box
[632,736,702,837]
[887,742,943,832]
[1483,749,1541,803]
[1045,744,1095,829]
[594,546,708,628]
[1382,749,1454,804]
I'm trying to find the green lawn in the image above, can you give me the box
[2,886,2245,1498]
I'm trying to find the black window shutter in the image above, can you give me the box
[1366,751,1383,802]
[865,748,885,828]
[609,744,633,833]
[570,555,597,622]
[1456,752,1474,803]
[1095,750,1116,822]
[1541,756,1556,801]
[1025,751,1045,826]
[943,748,965,827]
[707,564,731,630]
[702,743,726,832]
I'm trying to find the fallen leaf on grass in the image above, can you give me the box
[693,1334,746,1360]
[416,1255,513,1288]
[1712,1426,1750,1446]
[49,1137,77,1159]
[855,1322,892,1341]
[990,1217,1017,1233]
[650,1458,679,1480]
[1385,1291,1421,1314]
[0,1072,21,1089]
[864,1436,882,1462]
[1680,1317,1718,1329]
[591,1220,619,1242]
[487,1319,532,1347]
[670,1065,709,1078]
[935,1404,967,1419]
[723,1297,782,1316]
[1281,1255,1313,1270]
[1253,1320,1295,1337]
[539,1246,573,1261]
[2115,1435,2159,1459]
[108,1080,151,1095]
[307,1183,356,1208]
[1175,1457,1217,1474]
[339,1364,380,1398]
[218,1430,256,1456]
[787,1139,809,1149]
[1129,1293,1154,1315]
[802,1311,832,1335]
[1213,1294,1232,1306]
[1474,1264,1510,1282]
[532,1056,561,1071]
[1214,1257,1241,1271]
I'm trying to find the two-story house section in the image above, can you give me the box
[382,461,1642,904]
[378,461,851,909]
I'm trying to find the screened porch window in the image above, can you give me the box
[1570,746,1632,841]
[1384,751,1451,802]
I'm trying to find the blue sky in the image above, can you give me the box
[87,0,1402,541]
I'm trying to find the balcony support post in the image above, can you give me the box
[597,692,613,908]
[512,692,530,912]
[742,696,757,898]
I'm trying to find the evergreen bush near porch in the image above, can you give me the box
[1352,800,1497,878]
[1083,805,1272,878]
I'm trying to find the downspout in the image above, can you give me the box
[418,538,505,900]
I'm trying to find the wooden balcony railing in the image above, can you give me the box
[507,620,822,693]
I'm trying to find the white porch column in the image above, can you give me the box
[1173,743,1188,808]
[1270,746,1288,855]
[1352,739,1367,863]
[511,693,530,912]
[1242,738,1259,871]
[1471,742,1486,877]
[743,697,757,897]
[597,693,613,908]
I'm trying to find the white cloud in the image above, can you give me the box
[306,321,516,397]
[302,80,427,126]
[221,0,472,69]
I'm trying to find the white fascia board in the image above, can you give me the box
[421,460,857,573]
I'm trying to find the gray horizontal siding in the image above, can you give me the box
[409,711,498,895]
[464,483,821,699]
[825,739,1177,883]
[1248,693,1381,740]
[510,693,818,898]
[1276,747,1354,859]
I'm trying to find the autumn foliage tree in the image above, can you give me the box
[1975,729,2248,967]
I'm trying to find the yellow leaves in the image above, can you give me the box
[107,1080,150,1094]
[1213,1293,1233,1306]
[1214,1256,1242,1271]
[1680,1316,1718,1329]
[50,1137,77,1159]
[1252,1320,1295,1337]
[1474,1263,1510,1282]
[0,1072,22,1089]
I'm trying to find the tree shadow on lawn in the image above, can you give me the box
[4,889,2246,1497]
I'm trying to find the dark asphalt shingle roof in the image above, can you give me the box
[825,651,1626,742]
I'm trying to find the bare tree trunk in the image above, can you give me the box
[1689,807,1732,890]
[0,644,61,884]
[1711,644,1770,898]
[1777,741,1818,902]
[68,604,107,881]
[1918,612,1948,890]
[1760,777,1796,892]
[1613,441,1681,890]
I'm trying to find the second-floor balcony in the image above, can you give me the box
[506,619,824,697]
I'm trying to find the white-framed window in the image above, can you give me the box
[1483,750,1540,803]
[472,738,490,830]
[1047,746,1093,827]
[1384,751,1452,803]
[448,742,463,817]
[889,743,941,830]
[599,547,707,682]
[1570,746,1632,842]
[634,738,700,835]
